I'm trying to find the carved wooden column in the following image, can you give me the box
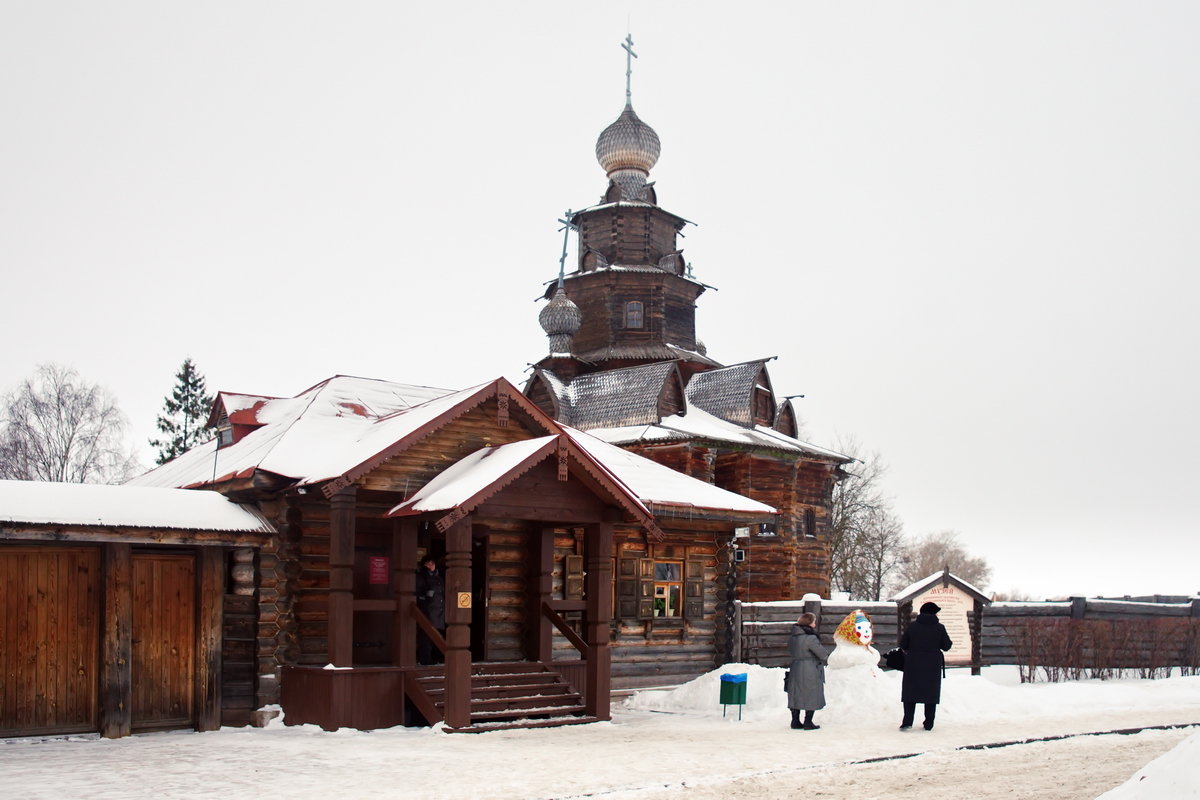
[328,487,357,667]
[443,515,473,729]
[583,521,613,719]
[393,518,418,667]
[526,526,555,663]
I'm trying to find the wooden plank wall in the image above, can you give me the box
[222,592,257,725]
[739,601,900,668]
[736,599,1200,670]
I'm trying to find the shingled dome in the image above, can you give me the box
[539,286,582,353]
[596,103,661,177]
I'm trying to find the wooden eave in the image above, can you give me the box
[0,523,273,548]
[322,379,560,499]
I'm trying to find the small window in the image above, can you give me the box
[625,301,644,329]
[653,561,682,617]
[804,508,817,539]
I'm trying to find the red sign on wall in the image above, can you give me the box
[368,556,390,585]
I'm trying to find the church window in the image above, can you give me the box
[804,508,817,539]
[624,300,644,329]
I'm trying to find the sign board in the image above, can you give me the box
[457,592,472,609]
[368,556,390,585]
[912,583,974,665]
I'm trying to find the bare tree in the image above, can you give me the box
[829,437,908,600]
[0,363,140,484]
[898,530,993,589]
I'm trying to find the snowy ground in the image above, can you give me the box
[2,664,1197,800]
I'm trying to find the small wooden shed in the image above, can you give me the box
[0,480,273,738]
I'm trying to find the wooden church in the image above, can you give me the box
[524,41,851,605]
[1,41,849,738]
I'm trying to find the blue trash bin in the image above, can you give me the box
[719,672,747,719]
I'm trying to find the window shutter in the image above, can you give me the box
[617,557,639,618]
[684,558,705,618]
[637,558,656,619]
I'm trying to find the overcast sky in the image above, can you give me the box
[3,2,1197,600]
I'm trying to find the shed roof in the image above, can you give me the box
[0,480,274,533]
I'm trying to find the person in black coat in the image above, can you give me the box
[415,555,446,665]
[899,601,953,730]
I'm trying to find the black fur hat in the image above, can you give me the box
[919,601,941,615]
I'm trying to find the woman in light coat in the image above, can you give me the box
[786,612,830,730]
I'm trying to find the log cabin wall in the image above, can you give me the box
[563,271,704,361]
[576,205,682,271]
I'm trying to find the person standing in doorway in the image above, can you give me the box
[415,555,446,665]
[786,612,830,730]
[899,601,953,730]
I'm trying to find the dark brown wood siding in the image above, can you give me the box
[0,545,101,736]
[131,552,196,730]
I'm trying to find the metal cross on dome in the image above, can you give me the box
[556,210,575,288]
[621,34,638,105]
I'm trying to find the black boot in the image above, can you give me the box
[900,702,915,730]
[802,710,820,730]
[790,709,802,729]
[923,704,936,731]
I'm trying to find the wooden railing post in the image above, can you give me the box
[584,522,613,719]
[443,516,473,729]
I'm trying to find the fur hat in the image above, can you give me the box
[919,601,941,615]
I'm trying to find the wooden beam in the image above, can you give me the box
[100,543,132,739]
[583,522,613,720]
[0,526,271,547]
[527,526,555,663]
[443,516,472,729]
[197,548,224,731]
[328,487,357,666]
[393,519,418,667]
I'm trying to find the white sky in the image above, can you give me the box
[2,2,1197,599]
[1,662,1197,799]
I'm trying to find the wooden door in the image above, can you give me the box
[131,552,196,730]
[0,546,101,736]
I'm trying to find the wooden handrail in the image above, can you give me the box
[541,601,589,657]
[410,603,447,656]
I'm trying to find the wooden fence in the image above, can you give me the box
[736,597,1200,676]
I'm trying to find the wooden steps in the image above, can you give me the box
[411,661,597,733]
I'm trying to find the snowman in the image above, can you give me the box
[826,609,881,672]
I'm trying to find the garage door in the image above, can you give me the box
[0,546,101,736]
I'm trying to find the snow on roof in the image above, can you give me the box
[586,405,851,462]
[564,427,776,516]
[129,375,462,489]
[0,480,274,532]
[891,570,991,603]
[390,437,556,515]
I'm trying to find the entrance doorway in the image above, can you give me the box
[131,552,197,731]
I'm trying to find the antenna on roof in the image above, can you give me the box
[556,210,574,288]
[621,34,638,106]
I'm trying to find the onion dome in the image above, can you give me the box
[596,104,661,200]
[539,287,582,354]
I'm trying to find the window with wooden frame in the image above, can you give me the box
[617,551,706,621]
[804,508,817,539]
[624,300,644,329]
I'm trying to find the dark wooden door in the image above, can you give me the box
[0,546,100,736]
[131,552,196,730]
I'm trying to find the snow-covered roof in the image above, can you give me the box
[129,375,465,490]
[0,480,274,533]
[891,570,991,604]
[565,427,776,517]
[587,405,851,462]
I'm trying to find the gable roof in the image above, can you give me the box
[892,569,992,606]
[0,479,274,534]
[685,359,774,426]
[387,433,666,538]
[129,376,555,496]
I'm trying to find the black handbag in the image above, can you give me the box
[783,670,791,691]
[884,648,906,671]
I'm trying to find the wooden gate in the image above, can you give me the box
[0,545,101,736]
[131,552,196,731]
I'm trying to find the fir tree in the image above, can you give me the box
[150,358,214,464]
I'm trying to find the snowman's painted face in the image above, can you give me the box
[854,618,873,645]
